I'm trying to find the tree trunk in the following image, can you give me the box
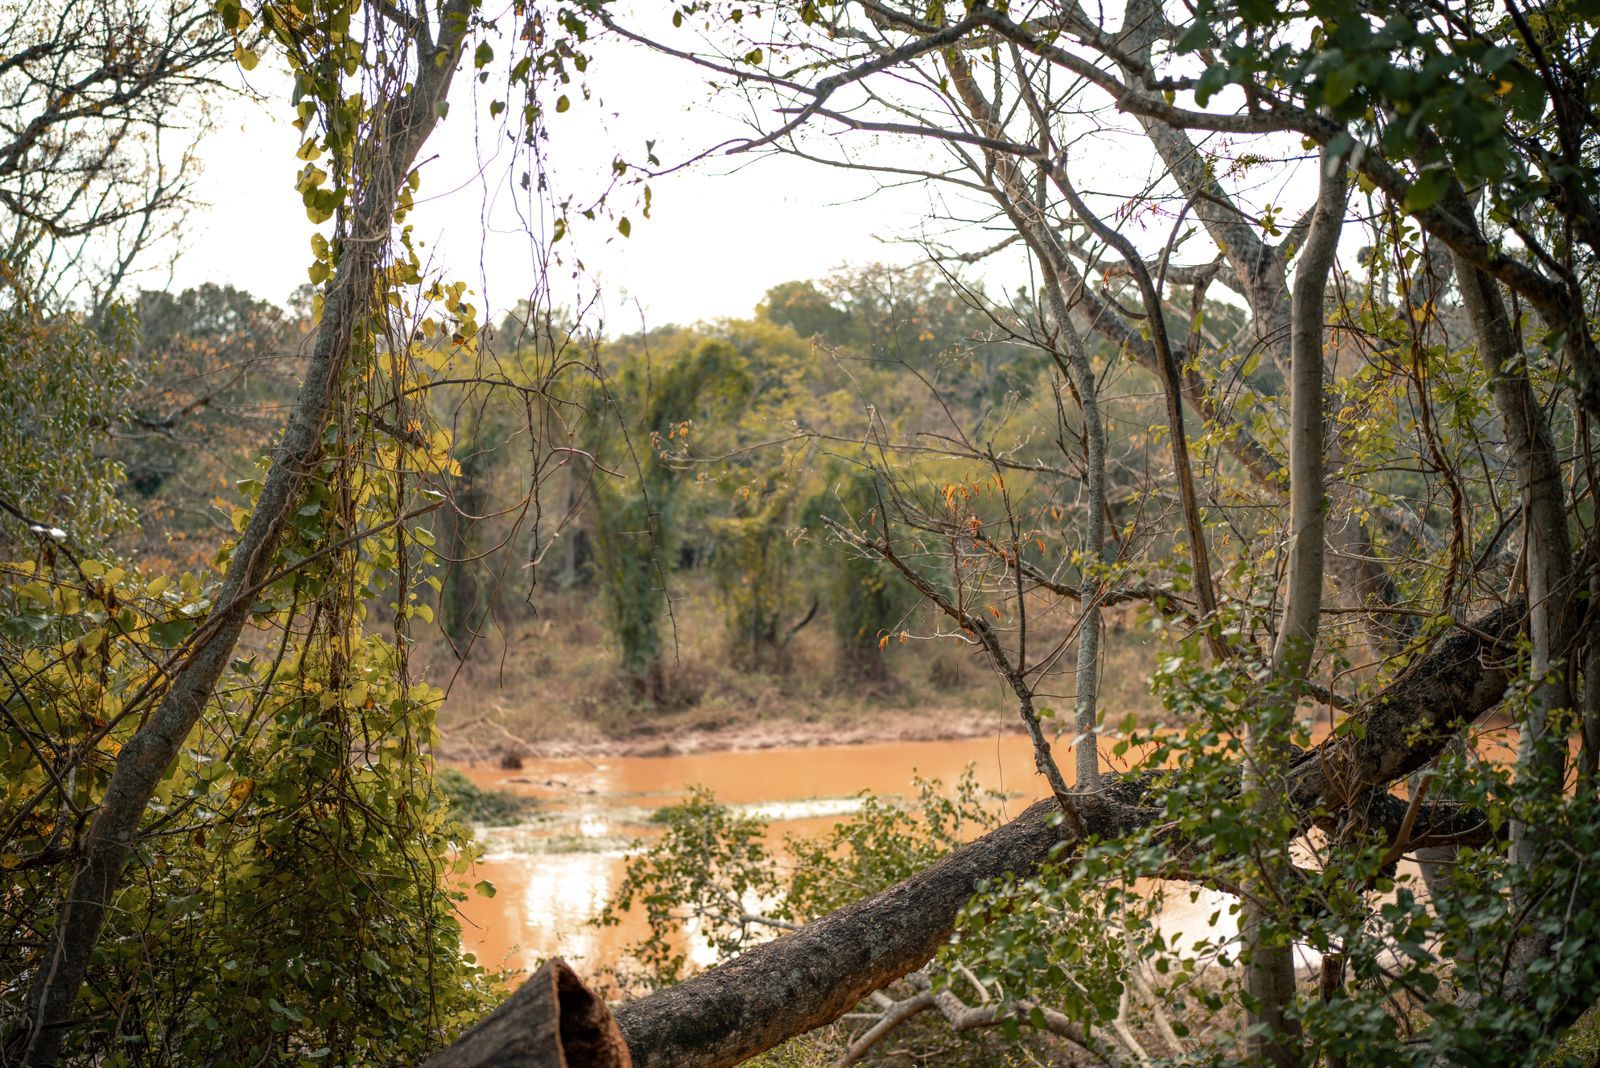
[420,958,631,1068]
[7,11,474,1063]
[1039,264,1107,790]
[1243,143,1347,1068]
[1448,231,1573,871]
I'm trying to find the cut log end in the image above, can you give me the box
[421,957,631,1068]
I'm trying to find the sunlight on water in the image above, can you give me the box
[453,719,1522,983]
[465,852,617,974]
[454,732,1044,977]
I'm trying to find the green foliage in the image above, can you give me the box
[0,550,500,1064]
[597,785,786,984]
[598,771,1003,989]
[124,641,500,1067]
[785,772,1005,920]
[709,473,800,669]
[762,266,1047,409]
[398,265,1064,699]
[1,0,611,1061]
[1078,637,1600,1067]
[759,279,855,343]
[587,337,754,690]
[1181,0,1588,218]
[117,285,305,561]
[941,847,1153,1038]
[0,302,137,547]
[802,467,918,681]
[1,148,506,1065]
[437,418,495,651]
[591,477,670,685]
[437,766,536,825]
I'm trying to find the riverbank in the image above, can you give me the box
[436,701,1022,762]
[423,576,1165,763]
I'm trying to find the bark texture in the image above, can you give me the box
[421,958,631,1068]
[1243,142,1347,1068]
[1447,214,1574,871]
[1287,603,1523,810]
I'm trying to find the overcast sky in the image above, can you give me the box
[158,12,1315,333]
[164,28,969,330]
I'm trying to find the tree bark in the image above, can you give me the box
[1583,571,1600,788]
[1038,262,1108,790]
[1243,142,1347,1068]
[419,957,631,1068]
[8,10,474,1063]
[1451,246,1573,870]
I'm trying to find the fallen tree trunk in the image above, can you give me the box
[434,606,1524,1068]
[612,789,1154,1068]
[1287,602,1522,808]
[420,957,631,1068]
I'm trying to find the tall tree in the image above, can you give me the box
[6,0,477,1058]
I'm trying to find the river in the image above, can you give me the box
[449,731,1233,979]
[448,721,1523,983]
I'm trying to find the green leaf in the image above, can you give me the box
[1323,63,1359,108]
[1402,168,1449,212]
[150,619,197,647]
[1176,20,1212,52]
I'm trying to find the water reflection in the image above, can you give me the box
[464,851,628,972]
[454,732,1045,976]
[453,719,1522,982]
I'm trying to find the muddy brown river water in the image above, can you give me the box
[451,732,1050,975]
[449,722,1521,981]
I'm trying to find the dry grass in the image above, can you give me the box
[417,575,1170,760]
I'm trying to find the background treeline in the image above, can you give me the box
[435,265,1053,702]
[416,264,1203,737]
[60,267,1178,741]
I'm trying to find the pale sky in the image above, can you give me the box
[166,29,961,330]
[161,14,1313,332]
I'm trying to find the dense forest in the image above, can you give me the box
[4,0,1600,1066]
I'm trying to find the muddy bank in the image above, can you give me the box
[438,706,1020,763]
